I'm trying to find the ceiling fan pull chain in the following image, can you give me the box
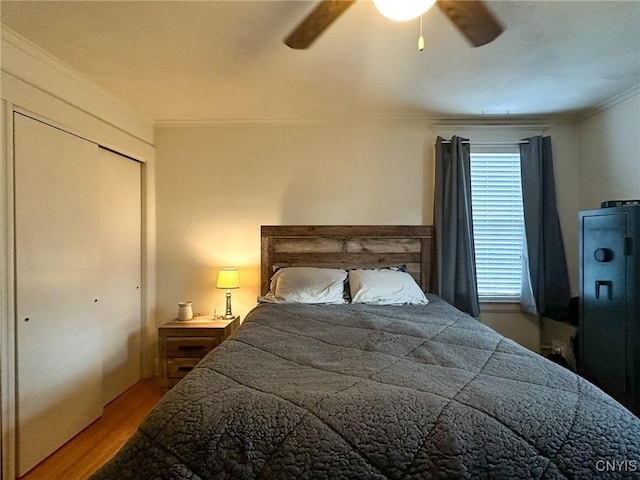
[418,15,425,51]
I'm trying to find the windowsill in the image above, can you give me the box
[479,300,521,314]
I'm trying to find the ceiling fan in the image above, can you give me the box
[285,0,504,49]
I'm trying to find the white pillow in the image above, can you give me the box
[260,267,347,304]
[349,269,429,305]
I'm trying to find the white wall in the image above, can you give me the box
[154,119,580,354]
[154,120,434,324]
[578,88,640,210]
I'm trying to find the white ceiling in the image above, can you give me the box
[1,0,639,121]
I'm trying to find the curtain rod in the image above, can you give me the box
[439,140,530,145]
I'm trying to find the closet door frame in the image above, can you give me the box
[0,105,155,480]
[1,100,16,480]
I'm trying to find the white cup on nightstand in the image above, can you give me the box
[177,301,193,321]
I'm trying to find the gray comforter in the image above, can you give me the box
[92,296,640,479]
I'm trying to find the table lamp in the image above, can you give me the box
[216,268,239,319]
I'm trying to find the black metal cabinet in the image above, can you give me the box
[579,206,639,415]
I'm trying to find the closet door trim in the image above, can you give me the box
[1,101,17,480]
[12,108,147,164]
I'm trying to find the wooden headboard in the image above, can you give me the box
[261,225,435,295]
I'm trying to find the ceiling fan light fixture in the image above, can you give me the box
[373,0,437,22]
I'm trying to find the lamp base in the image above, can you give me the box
[224,290,233,319]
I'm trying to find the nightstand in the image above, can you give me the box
[158,315,240,392]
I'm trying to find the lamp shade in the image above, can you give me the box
[216,268,239,289]
[373,0,436,21]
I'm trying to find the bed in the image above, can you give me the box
[92,225,640,479]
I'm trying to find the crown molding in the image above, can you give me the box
[155,117,437,128]
[154,118,328,128]
[579,84,640,121]
[431,114,576,129]
[155,113,577,129]
[1,26,153,144]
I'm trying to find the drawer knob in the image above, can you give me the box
[178,366,193,372]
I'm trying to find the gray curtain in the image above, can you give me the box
[519,136,571,315]
[434,136,480,317]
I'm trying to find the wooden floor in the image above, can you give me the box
[20,377,163,480]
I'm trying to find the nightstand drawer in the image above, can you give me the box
[167,358,201,378]
[166,336,221,358]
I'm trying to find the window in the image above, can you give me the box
[470,150,524,301]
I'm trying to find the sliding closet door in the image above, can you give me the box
[14,114,103,476]
[99,148,142,405]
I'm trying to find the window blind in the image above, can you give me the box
[470,152,524,300]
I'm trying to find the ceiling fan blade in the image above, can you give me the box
[285,0,356,49]
[436,0,503,47]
